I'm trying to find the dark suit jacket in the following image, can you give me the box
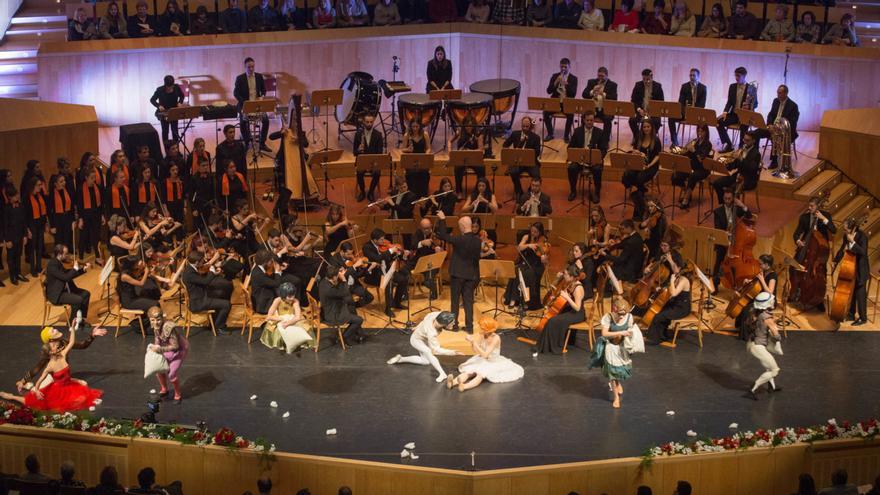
[182,265,224,310]
[546,72,578,98]
[380,190,417,219]
[723,82,758,113]
[731,145,762,188]
[568,125,608,154]
[502,131,542,159]
[436,218,481,280]
[608,233,645,283]
[353,128,385,155]
[712,204,752,232]
[582,78,618,101]
[233,72,266,111]
[765,97,800,140]
[834,230,869,284]
[516,192,552,216]
[362,240,392,286]
[318,278,356,325]
[45,258,85,303]
[677,81,707,109]
[249,266,280,314]
[793,210,836,243]
[630,81,664,111]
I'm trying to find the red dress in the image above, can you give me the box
[24,367,103,412]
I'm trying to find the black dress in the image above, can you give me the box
[647,289,691,342]
[621,138,662,219]
[670,139,712,190]
[537,282,586,354]
[118,276,158,312]
[503,237,545,310]
[404,135,431,198]
[325,225,349,254]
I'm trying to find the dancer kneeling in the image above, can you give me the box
[261,282,314,353]
[387,310,460,382]
[589,296,645,408]
[450,317,524,392]
[146,307,188,403]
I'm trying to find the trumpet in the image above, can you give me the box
[591,81,606,108]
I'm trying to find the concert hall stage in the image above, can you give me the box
[0,324,877,470]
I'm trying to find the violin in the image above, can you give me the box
[345,256,369,268]
[120,230,137,241]
[479,229,495,254]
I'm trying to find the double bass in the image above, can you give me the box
[789,215,831,308]
[827,216,865,322]
[719,214,760,289]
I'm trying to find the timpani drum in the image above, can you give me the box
[336,71,382,126]
[469,78,521,130]
[447,93,492,126]
[397,93,442,132]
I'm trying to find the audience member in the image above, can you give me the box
[337,0,370,26]
[669,1,694,36]
[69,7,98,41]
[793,473,818,495]
[248,0,282,31]
[822,13,859,46]
[637,486,652,495]
[98,1,128,38]
[400,0,429,23]
[577,0,604,30]
[796,11,820,43]
[257,476,272,495]
[20,454,50,482]
[128,467,168,494]
[373,0,402,25]
[190,5,218,34]
[698,2,726,37]
[338,487,353,495]
[128,0,158,37]
[866,474,880,495]
[465,0,491,23]
[641,0,670,34]
[674,480,692,495]
[59,461,86,487]
[609,0,639,32]
[279,0,309,29]
[727,0,758,39]
[158,0,187,36]
[428,0,457,23]
[87,466,125,495]
[220,0,248,33]
[526,0,551,26]
[760,4,795,42]
[818,469,858,495]
[313,0,338,27]
[491,0,525,25]
[552,0,583,29]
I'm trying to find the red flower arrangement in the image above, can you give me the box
[213,427,236,446]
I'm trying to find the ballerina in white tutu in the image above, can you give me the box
[448,317,524,392]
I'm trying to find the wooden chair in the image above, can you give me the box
[240,275,268,343]
[115,308,146,338]
[305,293,347,353]
[662,282,706,348]
[40,272,71,327]
[180,283,218,338]
[563,287,603,353]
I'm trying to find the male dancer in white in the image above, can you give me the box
[387,311,460,382]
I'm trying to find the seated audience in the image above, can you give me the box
[20,454,50,482]
[637,486,653,495]
[69,7,98,41]
[280,0,310,28]
[577,0,604,30]
[190,5,218,34]
[492,0,524,25]
[59,461,86,487]
[796,11,820,43]
[526,0,551,26]
[220,0,247,33]
[698,2,726,37]
[313,0,338,28]
[866,474,880,495]
[249,0,282,31]
[339,487,352,495]
[87,466,125,495]
[128,0,158,37]
[373,0,402,25]
[400,0,429,23]
[128,467,182,494]
[792,473,818,495]
[465,0,491,23]
[669,1,694,36]
[817,469,858,495]
[99,1,128,38]
[727,0,758,39]
[157,0,187,36]
[257,476,272,495]
[641,0,670,34]
[428,0,457,23]
[609,0,639,32]
[552,0,582,29]
[675,480,692,495]
[760,4,795,42]
[823,13,859,46]
[337,0,370,26]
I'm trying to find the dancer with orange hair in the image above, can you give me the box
[448,317,524,392]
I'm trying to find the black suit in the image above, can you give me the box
[353,128,385,197]
[711,204,752,285]
[566,125,608,198]
[45,258,91,322]
[669,81,707,146]
[329,253,374,308]
[318,277,364,341]
[717,82,758,148]
[544,72,578,140]
[582,78,618,140]
[793,210,836,245]
[755,97,800,163]
[834,230,869,321]
[607,233,645,283]
[628,81,664,144]
[516,191,552,217]
[363,240,410,311]
[712,144,762,202]
[503,130,542,196]
[436,218,482,330]
[409,228,440,297]
[249,266,300,314]
[233,72,270,147]
[182,265,231,330]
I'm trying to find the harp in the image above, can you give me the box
[282,94,319,204]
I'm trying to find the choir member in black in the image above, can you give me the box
[448,118,486,197]
[622,119,662,220]
[752,84,799,170]
[504,116,542,197]
[216,124,248,176]
[106,170,131,222]
[735,253,778,335]
[353,114,384,202]
[334,241,375,308]
[671,124,713,209]
[0,173,7,278]
[20,159,46,197]
[50,157,76,200]
[76,153,105,192]
[132,145,159,183]
[638,198,667,259]
[47,174,75,253]
[711,188,751,287]
[716,66,757,152]
[711,130,761,202]
[426,45,453,93]
[3,186,28,284]
[134,165,159,218]
[185,137,211,180]
[410,218,443,300]
[503,221,548,311]
[45,244,92,324]
[582,66,618,141]
[567,111,608,202]
[363,228,411,317]
[139,203,176,253]
[249,249,300,314]
[535,264,586,354]
[230,199,264,260]
[107,214,140,263]
[434,211,482,331]
[516,177,552,217]
[420,177,456,217]
[544,58,578,142]
[187,159,215,222]
[161,162,186,239]
[24,177,48,276]
[163,141,186,180]
[835,218,869,326]
[461,177,498,214]
[150,75,185,147]
[669,68,707,147]
[401,120,432,198]
[645,261,692,345]
[319,263,366,344]
[381,176,417,220]
[109,150,130,186]
[233,57,271,152]
[182,250,232,334]
[628,68,664,147]
[219,159,249,212]
[324,204,355,254]
[606,220,645,283]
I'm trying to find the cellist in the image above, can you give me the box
[533,264,586,355]
[711,187,751,289]
[833,218,869,326]
[789,196,835,310]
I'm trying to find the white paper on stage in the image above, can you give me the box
[99,256,115,286]
[380,263,396,292]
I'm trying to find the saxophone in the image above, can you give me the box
[770,117,796,179]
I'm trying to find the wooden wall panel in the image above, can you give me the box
[820,109,880,200]
[0,125,99,187]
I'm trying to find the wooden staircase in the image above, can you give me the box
[0,0,67,100]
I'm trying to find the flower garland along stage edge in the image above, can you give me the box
[640,418,880,469]
[0,403,276,466]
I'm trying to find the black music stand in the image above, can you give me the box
[429,89,462,151]
[480,258,517,320]
[691,225,729,311]
[527,96,562,152]
[166,105,203,157]
[399,153,434,192]
[311,88,344,151]
[607,152,645,215]
[448,149,484,194]
[355,153,392,206]
[307,149,344,206]
[698,157,731,225]
[566,147,602,213]
[500,148,536,205]
[411,251,448,317]
[734,108,766,132]
[242,98,278,205]
[648,100,682,149]
[659,151,690,220]
[603,100,636,153]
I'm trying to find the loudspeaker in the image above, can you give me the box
[119,123,162,164]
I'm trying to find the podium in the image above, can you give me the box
[648,100,682,148]
[603,100,636,152]
[608,151,646,213]
[659,151,691,220]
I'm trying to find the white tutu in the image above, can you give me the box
[458,349,524,383]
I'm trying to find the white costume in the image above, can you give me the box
[458,338,524,383]
[392,311,457,380]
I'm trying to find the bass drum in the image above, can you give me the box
[397,93,442,132]
[447,93,492,126]
[336,72,381,126]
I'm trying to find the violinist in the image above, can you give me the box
[670,123,713,209]
[504,116,542,198]
[448,117,486,198]
[191,231,242,286]
[517,177,552,217]
[282,214,323,258]
[833,218,868,326]
[605,219,645,284]
[230,199,265,259]
[567,242,595,294]
[535,264,586,354]
[462,177,498,214]
[24,176,48,277]
[711,130,761,203]
[401,119,432,198]
[566,111,608,203]
[334,241,375,308]
[353,114,384,202]
[116,255,172,332]
[638,198,667,259]
[219,159,249,212]
[420,177,456,217]
[107,214,140,264]
[622,119,662,221]
[410,218,444,300]
[587,205,612,252]
[266,228,315,304]
[187,159,215,221]
[186,137,211,180]
[106,169,131,221]
[45,244,92,325]
[363,228,411,317]
[471,216,496,259]
[139,203,176,253]
[324,204,355,254]
[503,221,549,311]
[435,211,482,331]
[711,188,751,288]
[47,174,75,254]
[249,248,300,314]
[132,145,159,183]
[181,250,232,335]
[77,166,105,264]
[319,263,367,345]
[135,166,159,217]
[161,162,186,240]
[644,261,692,346]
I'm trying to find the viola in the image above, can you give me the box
[120,230,137,241]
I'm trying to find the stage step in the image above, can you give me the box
[834,194,874,225]
[824,182,858,215]
[862,208,880,239]
[0,72,37,86]
[793,169,842,201]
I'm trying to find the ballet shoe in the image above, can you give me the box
[435,374,447,383]
[458,383,466,392]
[386,354,402,365]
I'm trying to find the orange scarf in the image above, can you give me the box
[221,172,248,196]
[165,178,183,202]
[81,183,101,210]
[111,163,129,183]
[53,188,72,214]
[29,193,47,219]
[111,184,130,208]
[137,181,157,204]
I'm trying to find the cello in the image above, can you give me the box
[725,276,763,319]
[719,214,760,289]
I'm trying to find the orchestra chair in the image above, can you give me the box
[761,136,798,162]
[562,293,602,353]
[662,277,705,349]
[60,485,87,495]
[180,284,218,338]
[114,307,146,338]
[39,272,71,327]
[735,174,762,213]
[305,293,347,353]
[240,275,268,344]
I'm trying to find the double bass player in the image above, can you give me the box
[789,197,835,310]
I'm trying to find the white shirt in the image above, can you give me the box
[247,73,257,101]
[412,311,456,355]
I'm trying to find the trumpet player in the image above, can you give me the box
[543,58,578,143]
[567,112,608,202]
[353,114,385,202]
[670,123,712,209]
[669,68,707,147]
[717,66,757,152]
[711,130,762,203]
[751,84,799,171]
[517,177,552,217]
[582,66,618,141]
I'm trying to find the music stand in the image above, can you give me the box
[411,251,448,316]
[566,147,603,212]
[307,148,344,205]
[429,89,462,151]
[774,247,805,332]
[527,96,563,151]
[425,214,460,233]
[500,148,536,205]
[692,225,729,312]
[608,151,646,214]
[311,89,344,151]
[97,256,117,325]
[603,100,636,152]
[562,98,596,127]
[734,108,766,131]
[682,107,718,144]
[487,160,506,198]
[355,153,392,204]
[381,218,414,246]
[698,157,732,225]
[448,150,484,194]
[242,98,279,203]
[648,100,682,149]
[166,105,204,157]
[480,259,517,320]
[399,153,434,192]
[659,152,691,220]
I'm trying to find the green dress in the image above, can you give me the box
[260,300,313,351]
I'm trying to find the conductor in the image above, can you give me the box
[435,210,482,332]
